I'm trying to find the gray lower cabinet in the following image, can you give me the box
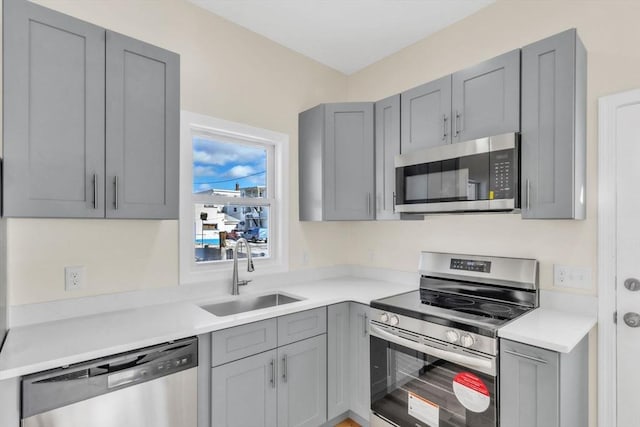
[521,29,587,220]
[349,303,371,421]
[500,337,588,427]
[277,335,327,427]
[327,302,371,423]
[3,0,105,218]
[327,303,351,419]
[211,349,278,427]
[210,310,327,427]
[105,31,180,219]
[299,103,375,221]
[400,75,452,152]
[451,49,521,142]
[2,0,179,219]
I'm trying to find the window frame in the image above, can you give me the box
[179,111,289,285]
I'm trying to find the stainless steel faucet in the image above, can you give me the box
[232,238,254,295]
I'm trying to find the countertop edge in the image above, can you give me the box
[497,308,597,353]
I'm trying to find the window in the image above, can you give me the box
[180,111,289,284]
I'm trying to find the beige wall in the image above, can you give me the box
[5,0,349,305]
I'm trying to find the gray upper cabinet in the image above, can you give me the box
[375,95,401,220]
[521,29,586,219]
[3,0,105,218]
[105,31,180,219]
[400,75,452,152]
[500,338,588,427]
[2,0,179,219]
[277,335,327,427]
[452,49,521,142]
[298,103,375,221]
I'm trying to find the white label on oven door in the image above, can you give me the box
[452,372,491,413]
[408,391,439,427]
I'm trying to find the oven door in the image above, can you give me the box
[370,325,497,427]
[395,133,518,213]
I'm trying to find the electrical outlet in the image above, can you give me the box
[301,251,309,266]
[65,266,85,291]
[553,264,591,289]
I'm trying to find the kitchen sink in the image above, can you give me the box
[200,293,302,317]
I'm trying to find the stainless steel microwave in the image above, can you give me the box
[395,133,519,214]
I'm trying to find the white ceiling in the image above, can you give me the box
[188,0,495,75]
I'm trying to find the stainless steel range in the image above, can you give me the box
[369,252,538,427]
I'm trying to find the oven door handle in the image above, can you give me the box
[370,325,495,376]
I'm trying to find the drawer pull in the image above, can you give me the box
[504,349,548,364]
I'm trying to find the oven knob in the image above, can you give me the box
[389,315,399,326]
[445,330,460,343]
[460,334,475,348]
[379,313,389,323]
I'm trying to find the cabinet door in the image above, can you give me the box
[400,75,452,152]
[500,340,559,427]
[324,103,375,220]
[349,303,371,420]
[211,349,277,427]
[452,49,520,142]
[278,335,327,427]
[375,95,401,220]
[521,29,586,219]
[327,303,350,419]
[105,31,179,219]
[3,0,105,218]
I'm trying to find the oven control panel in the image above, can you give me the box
[450,258,492,273]
[371,308,497,356]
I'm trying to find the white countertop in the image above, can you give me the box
[498,307,597,353]
[0,277,416,380]
[0,275,598,380]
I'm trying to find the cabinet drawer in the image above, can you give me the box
[277,307,327,346]
[212,318,277,366]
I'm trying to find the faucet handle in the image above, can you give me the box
[238,279,252,287]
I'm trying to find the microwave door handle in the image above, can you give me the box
[370,325,494,375]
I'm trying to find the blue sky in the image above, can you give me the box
[193,137,266,193]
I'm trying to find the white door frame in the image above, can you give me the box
[597,88,640,427]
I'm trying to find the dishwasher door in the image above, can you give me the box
[21,337,198,427]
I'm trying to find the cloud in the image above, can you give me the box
[193,165,215,177]
[227,165,257,178]
[193,138,266,167]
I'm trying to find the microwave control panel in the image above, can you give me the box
[490,149,515,200]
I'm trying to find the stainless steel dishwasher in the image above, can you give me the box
[21,336,198,427]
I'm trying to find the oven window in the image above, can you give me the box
[371,336,496,427]
[400,153,490,204]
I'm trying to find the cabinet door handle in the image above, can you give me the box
[526,179,531,211]
[270,359,276,388]
[114,176,119,210]
[93,174,98,209]
[363,313,368,337]
[367,193,371,216]
[454,111,461,137]
[392,192,396,214]
[504,349,548,364]
[442,114,448,141]
[282,354,287,383]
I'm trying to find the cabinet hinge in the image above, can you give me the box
[614,311,618,324]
